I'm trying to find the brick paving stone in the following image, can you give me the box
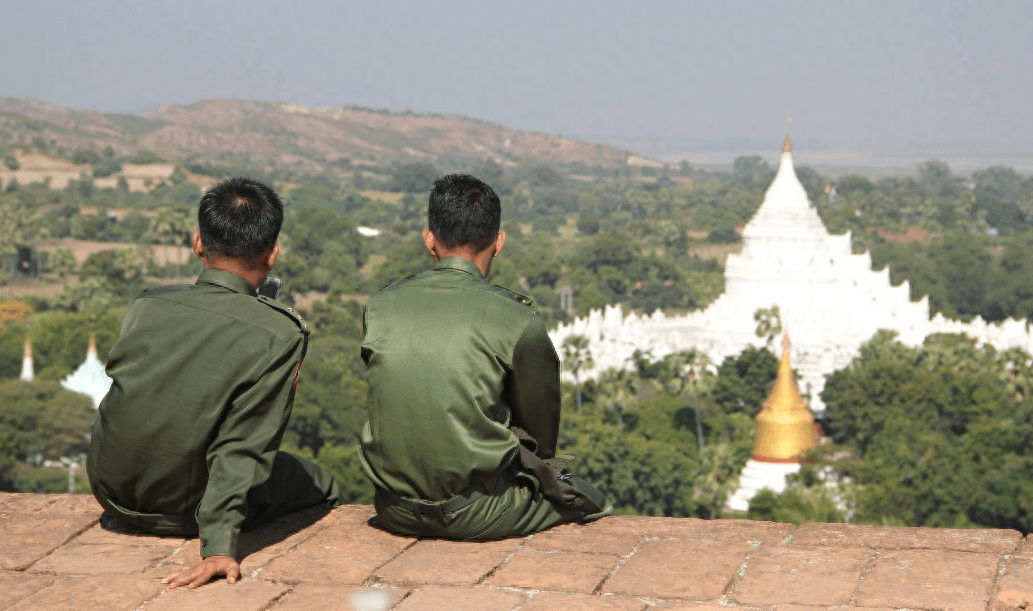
[792,522,1022,554]
[145,578,288,611]
[856,549,1000,611]
[259,519,414,585]
[993,555,1033,611]
[603,539,753,600]
[0,571,54,608]
[525,519,646,555]
[0,494,59,514]
[731,544,874,606]
[771,607,900,611]
[374,538,522,586]
[521,591,648,610]
[487,550,619,593]
[394,585,528,611]
[272,584,408,611]
[74,522,189,548]
[652,605,741,611]
[8,574,164,611]
[37,494,102,516]
[29,542,176,575]
[155,505,332,574]
[658,518,796,544]
[0,512,99,570]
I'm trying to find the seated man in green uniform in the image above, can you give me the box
[88,177,340,589]
[359,173,612,539]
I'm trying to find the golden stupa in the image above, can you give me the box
[752,332,817,462]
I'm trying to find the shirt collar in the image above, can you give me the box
[195,268,258,296]
[434,256,484,278]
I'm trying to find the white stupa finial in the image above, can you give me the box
[20,336,33,382]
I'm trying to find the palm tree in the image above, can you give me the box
[661,349,713,451]
[561,334,593,414]
[595,369,636,428]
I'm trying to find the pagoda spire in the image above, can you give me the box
[20,336,33,382]
[782,116,793,153]
[751,332,817,462]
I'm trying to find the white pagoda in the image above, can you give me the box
[61,335,112,408]
[551,128,1033,415]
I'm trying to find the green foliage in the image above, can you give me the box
[747,487,844,525]
[0,379,95,491]
[0,310,122,380]
[711,346,779,417]
[706,225,739,243]
[92,158,122,178]
[279,207,367,296]
[387,162,439,194]
[821,331,1033,531]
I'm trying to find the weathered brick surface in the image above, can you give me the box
[731,544,873,606]
[603,539,753,600]
[0,571,54,608]
[658,517,796,544]
[993,555,1033,611]
[792,521,1022,554]
[272,584,408,611]
[144,579,288,611]
[394,585,527,610]
[259,508,413,585]
[374,537,521,586]
[523,517,646,555]
[520,592,648,610]
[29,542,175,575]
[7,574,164,610]
[0,511,99,570]
[856,549,1001,611]
[487,549,619,593]
[0,494,1025,610]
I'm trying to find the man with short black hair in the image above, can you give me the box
[359,173,612,539]
[88,177,340,590]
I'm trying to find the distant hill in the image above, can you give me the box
[0,97,636,173]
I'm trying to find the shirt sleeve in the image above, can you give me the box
[506,313,561,458]
[195,331,307,558]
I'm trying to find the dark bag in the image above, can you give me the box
[509,426,607,515]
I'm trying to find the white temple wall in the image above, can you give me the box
[550,146,1033,418]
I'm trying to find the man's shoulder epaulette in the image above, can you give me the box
[257,296,310,335]
[490,283,538,309]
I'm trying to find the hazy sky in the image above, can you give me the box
[1,0,1030,155]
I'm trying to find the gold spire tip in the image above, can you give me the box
[782,116,793,153]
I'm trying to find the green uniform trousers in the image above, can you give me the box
[372,469,613,540]
[96,452,341,543]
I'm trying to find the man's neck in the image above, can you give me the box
[204,259,266,289]
[434,249,493,277]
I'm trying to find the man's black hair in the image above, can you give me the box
[198,176,284,264]
[428,174,501,252]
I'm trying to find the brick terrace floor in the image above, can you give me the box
[2,493,1033,610]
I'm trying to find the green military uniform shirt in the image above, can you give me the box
[88,268,309,558]
[358,256,561,502]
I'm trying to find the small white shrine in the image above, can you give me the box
[61,335,112,408]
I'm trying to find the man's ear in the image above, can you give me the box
[191,232,206,262]
[423,229,439,260]
[492,231,506,258]
[264,244,280,271]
